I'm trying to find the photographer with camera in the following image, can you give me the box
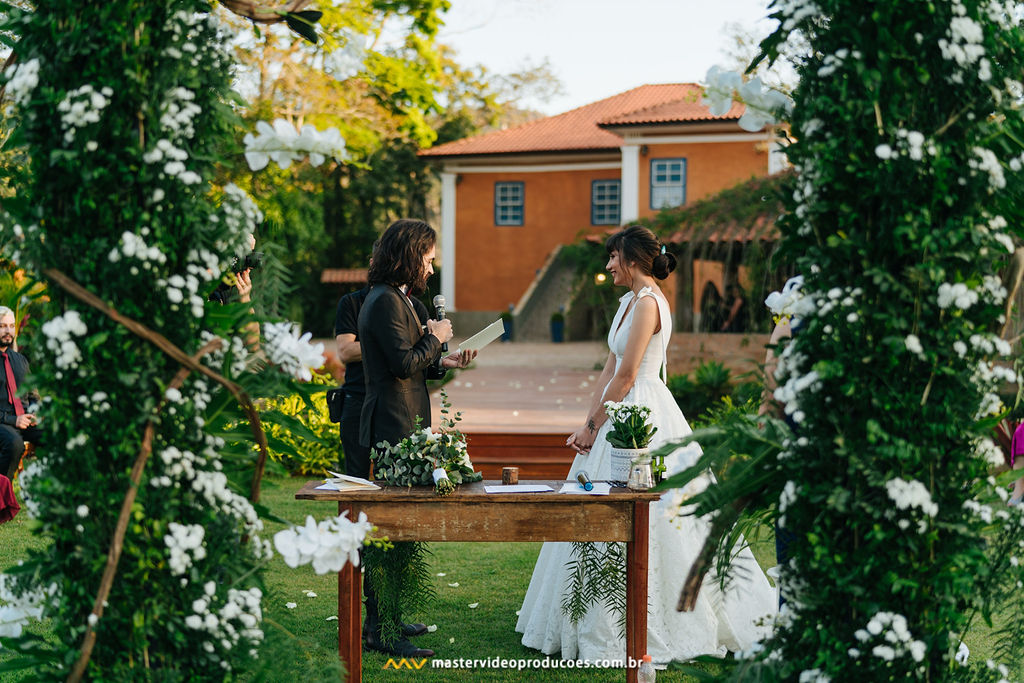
[210,233,263,306]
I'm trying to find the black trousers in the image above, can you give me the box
[0,423,41,478]
[339,392,387,634]
[340,391,370,479]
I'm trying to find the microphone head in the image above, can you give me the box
[432,294,446,308]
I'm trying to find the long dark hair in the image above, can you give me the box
[605,225,676,280]
[367,219,436,291]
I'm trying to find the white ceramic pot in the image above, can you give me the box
[609,447,649,483]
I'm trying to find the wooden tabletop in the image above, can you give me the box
[295,479,663,504]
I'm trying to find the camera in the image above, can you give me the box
[231,250,264,273]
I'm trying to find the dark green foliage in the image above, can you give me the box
[364,541,436,647]
[667,360,762,421]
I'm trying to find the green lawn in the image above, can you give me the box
[0,476,1015,682]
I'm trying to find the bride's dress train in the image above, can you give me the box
[515,287,777,664]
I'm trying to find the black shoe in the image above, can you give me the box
[402,622,429,638]
[364,632,434,658]
[363,622,427,638]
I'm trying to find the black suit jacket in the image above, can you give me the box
[358,284,443,449]
[0,348,29,427]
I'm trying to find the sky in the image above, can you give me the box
[435,0,776,115]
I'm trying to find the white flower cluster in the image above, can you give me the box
[3,58,40,109]
[57,84,112,144]
[16,459,43,518]
[76,391,111,418]
[778,480,798,527]
[107,229,168,273]
[165,522,207,575]
[874,129,937,162]
[263,322,325,382]
[979,215,1015,254]
[186,247,224,285]
[851,612,926,666]
[817,47,862,78]
[243,119,349,171]
[157,271,206,319]
[142,138,201,185]
[273,511,372,575]
[885,477,938,527]
[41,310,88,371]
[219,184,263,258]
[937,282,978,310]
[970,355,1018,419]
[772,335,820,424]
[324,38,367,81]
[200,331,248,376]
[798,669,830,683]
[939,3,989,83]
[159,87,202,141]
[776,0,822,31]
[814,286,863,330]
[603,401,653,425]
[184,583,264,664]
[0,575,55,643]
[164,10,222,70]
[968,146,1005,191]
[764,275,813,322]
[983,658,1012,683]
[955,639,970,665]
[973,438,1006,468]
[702,66,792,132]
[904,334,925,360]
[192,470,263,538]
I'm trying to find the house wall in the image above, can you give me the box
[454,167,620,311]
[451,140,768,313]
[637,140,767,219]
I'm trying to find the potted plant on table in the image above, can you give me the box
[604,401,657,483]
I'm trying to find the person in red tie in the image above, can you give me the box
[0,306,40,479]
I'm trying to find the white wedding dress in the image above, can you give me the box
[515,287,777,664]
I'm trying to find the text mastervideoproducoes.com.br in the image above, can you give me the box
[382,656,645,671]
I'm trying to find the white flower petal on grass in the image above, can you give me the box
[426,624,438,632]
[285,602,297,609]
[326,615,338,621]
[468,602,479,609]
[447,582,459,587]
[449,637,455,644]
[304,590,317,598]
[436,572,446,577]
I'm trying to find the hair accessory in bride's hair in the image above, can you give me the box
[659,244,666,255]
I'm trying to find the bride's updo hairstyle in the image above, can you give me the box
[605,225,677,280]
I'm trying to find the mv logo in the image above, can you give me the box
[381,658,429,670]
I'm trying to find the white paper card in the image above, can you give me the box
[484,484,553,494]
[456,318,505,353]
[558,482,612,496]
[317,472,380,491]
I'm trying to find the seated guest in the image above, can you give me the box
[0,306,41,480]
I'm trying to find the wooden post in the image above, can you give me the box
[338,502,362,682]
[625,500,650,683]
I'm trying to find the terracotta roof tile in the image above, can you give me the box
[420,83,742,159]
[599,98,744,126]
[321,268,368,284]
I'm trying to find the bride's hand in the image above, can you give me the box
[568,425,595,453]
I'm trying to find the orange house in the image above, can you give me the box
[419,83,787,314]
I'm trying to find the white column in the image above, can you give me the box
[440,170,457,310]
[620,144,640,223]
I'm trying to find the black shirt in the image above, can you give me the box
[334,287,370,395]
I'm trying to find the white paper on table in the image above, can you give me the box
[316,472,380,491]
[483,484,553,494]
[558,481,612,496]
[456,318,505,353]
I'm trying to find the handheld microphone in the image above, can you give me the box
[432,294,448,354]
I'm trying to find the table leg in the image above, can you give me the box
[338,503,362,682]
[625,501,650,683]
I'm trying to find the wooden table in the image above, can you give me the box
[295,479,662,683]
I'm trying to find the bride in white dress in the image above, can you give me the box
[515,225,777,664]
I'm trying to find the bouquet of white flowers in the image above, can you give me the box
[373,390,482,495]
[604,401,657,449]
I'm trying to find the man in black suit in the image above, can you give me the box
[0,306,41,479]
[358,219,475,657]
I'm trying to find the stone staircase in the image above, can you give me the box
[512,246,579,342]
[463,432,573,480]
